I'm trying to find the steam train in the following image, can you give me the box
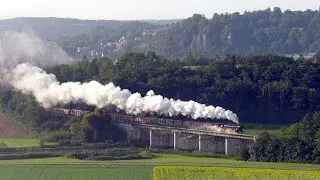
[52,108,90,117]
[51,108,244,134]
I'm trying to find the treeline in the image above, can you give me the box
[1,52,319,133]
[0,52,319,164]
[248,111,320,164]
[47,52,320,125]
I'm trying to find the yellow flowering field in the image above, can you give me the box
[153,166,320,180]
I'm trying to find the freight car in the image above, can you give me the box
[52,108,90,117]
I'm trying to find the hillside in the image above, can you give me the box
[57,8,320,59]
[0,114,27,138]
[56,20,159,59]
[3,8,319,60]
[144,8,320,58]
[0,17,97,39]
[0,17,161,40]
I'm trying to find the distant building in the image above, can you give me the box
[284,53,316,60]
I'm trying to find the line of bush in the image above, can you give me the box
[0,152,59,160]
[65,148,153,161]
[0,146,153,161]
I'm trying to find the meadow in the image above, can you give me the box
[0,164,153,180]
[0,138,40,148]
[2,153,320,171]
[1,153,320,180]
[153,166,320,180]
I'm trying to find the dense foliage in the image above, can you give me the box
[66,148,152,161]
[153,166,320,180]
[249,111,320,164]
[0,52,319,163]
[1,52,320,129]
[0,89,68,133]
[70,109,126,143]
[47,52,320,125]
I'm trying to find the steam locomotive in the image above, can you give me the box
[51,108,244,134]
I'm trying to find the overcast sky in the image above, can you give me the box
[1,0,319,20]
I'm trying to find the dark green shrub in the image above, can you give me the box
[40,131,71,143]
[0,143,7,148]
[0,152,59,160]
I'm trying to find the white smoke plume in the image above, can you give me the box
[0,31,72,69]
[1,32,239,124]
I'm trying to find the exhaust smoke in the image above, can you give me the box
[1,32,239,124]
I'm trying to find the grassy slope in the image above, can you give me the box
[0,138,40,148]
[0,114,28,138]
[245,129,282,136]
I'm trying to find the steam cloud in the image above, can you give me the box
[1,32,239,124]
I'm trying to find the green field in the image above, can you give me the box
[2,153,319,171]
[1,153,320,180]
[0,138,40,148]
[0,165,153,180]
[153,166,320,180]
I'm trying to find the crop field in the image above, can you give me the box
[2,153,319,171]
[0,138,40,148]
[153,166,320,180]
[0,164,153,180]
[1,153,319,180]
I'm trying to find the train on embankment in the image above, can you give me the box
[50,108,244,134]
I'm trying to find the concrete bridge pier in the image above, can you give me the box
[173,132,199,151]
[225,137,252,155]
[198,134,202,152]
[116,123,150,145]
[149,129,174,148]
[173,132,176,149]
[198,135,226,154]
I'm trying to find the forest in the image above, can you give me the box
[249,112,320,164]
[144,8,320,58]
[1,52,320,129]
[0,52,319,163]
[56,8,320,59]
